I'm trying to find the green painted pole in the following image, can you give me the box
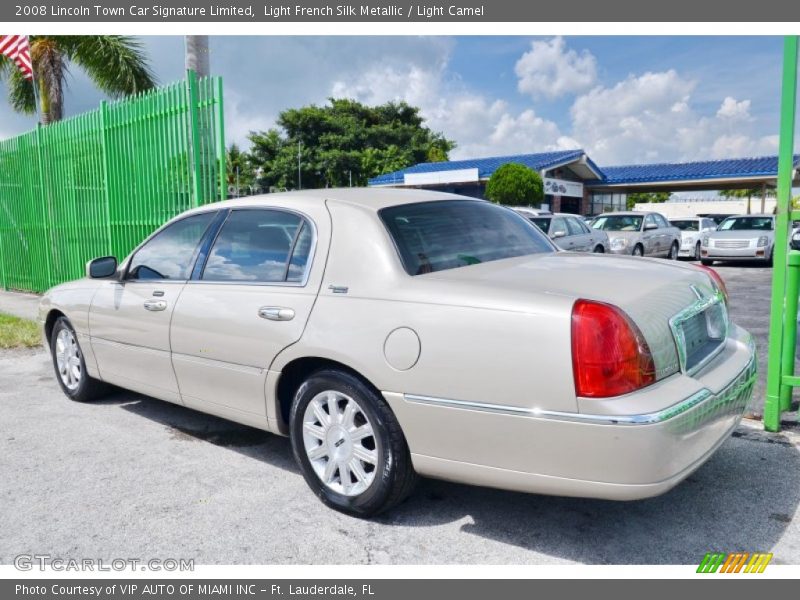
[215,76,227,202]
[186,69,203,207]
[780,251,800,411]
[765,35,799,432]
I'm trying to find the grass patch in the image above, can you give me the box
[0,313,41,349]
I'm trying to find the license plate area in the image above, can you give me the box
[669,289,728,376]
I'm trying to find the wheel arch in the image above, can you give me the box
[272,355,384,435]
[44,309,67,344]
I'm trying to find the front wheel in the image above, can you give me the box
[289,369,417,517]
[694,242,702,261]
[632,244,644,257]
[668,242,679,260]
[50,317,109,402]
[593,245,605,253]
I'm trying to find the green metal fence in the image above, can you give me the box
[0,70,226,293]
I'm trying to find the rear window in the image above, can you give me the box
[380,200,554,275]
[671,220,699,231]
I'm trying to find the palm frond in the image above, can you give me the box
[61,35,156,97]
[7,68,36,115]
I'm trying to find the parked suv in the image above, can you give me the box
[591,211,681,259]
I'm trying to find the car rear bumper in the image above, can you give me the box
[385,324,756,500]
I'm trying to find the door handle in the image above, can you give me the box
[143,299,167,312]
[258,306,295,321]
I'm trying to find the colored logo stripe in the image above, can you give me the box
[697,552,773,573]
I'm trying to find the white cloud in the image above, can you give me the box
[716,96,751,120]
[515,37,597,100]
[567,69,774,164]
[331,61,572,159]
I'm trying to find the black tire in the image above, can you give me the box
[694,242,702,261]
[668,242,679,260]
[701,259,714,266]
[767,249,774,267]
[289,368,417,517]
[632,244,644,257]
[49,317,109,402]
[593,245,605,253]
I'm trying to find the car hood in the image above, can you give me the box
[418,252,718,380]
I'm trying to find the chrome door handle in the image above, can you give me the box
[258,306,295,321]
[143,299,167,312]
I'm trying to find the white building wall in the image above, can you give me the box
[633,199,777,218]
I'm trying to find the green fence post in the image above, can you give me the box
[98,100,114,256]
[35,123,55,291]
[216,76,227,202]
[186,69,203,207]
[765,35,799,432]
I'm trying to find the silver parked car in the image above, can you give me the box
[515,211,609,253]
[39,189,755,516]
[669,217,718,261]
[591,211,681,259]
[701,214,775,266]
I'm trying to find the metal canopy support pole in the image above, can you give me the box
[765,35,799,432]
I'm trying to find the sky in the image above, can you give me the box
[0,36,787,167]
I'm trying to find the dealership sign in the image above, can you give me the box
[404,168,480,186]
[544,177,584,198]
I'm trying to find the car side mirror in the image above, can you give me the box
[644,223,658,230]
[86,256,118,279]
[551,230,566,239]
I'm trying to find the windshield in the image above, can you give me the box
[529,217,551,234]
[670,220,699,231]
[591,215,643,232]
[718,217,774,231]
[380,200,554,275]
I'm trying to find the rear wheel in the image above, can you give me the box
[50,317,109,402]
[632,244,644,257]
[668,242,679,260]
[289,368,417,517]
[694,242,702,261]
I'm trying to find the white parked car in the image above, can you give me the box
[40,189,756,516]
[514,211,610,253]
[701,214,775,266]
[669,217,718,261]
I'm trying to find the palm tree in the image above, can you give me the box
[0,36,155,124]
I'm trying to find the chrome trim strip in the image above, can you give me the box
[403,349,756,426]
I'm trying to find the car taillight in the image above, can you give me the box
[695,264,728,304]
[571,299,656,398]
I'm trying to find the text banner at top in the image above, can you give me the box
[3,0,800,22]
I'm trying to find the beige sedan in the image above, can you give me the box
[39,189,756,516]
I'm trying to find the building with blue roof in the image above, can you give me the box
[368,150,799,216]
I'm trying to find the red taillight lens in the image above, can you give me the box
[695,264,728,303]
[571,299,656,398]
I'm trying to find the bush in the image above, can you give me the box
[485,163,544,206]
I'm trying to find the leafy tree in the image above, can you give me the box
[226,143,258,196]
[0,36,155,124]
[484,163,544,206]
[626,192,671,210]
[246,98,455,190]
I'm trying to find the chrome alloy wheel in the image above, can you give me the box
[55,328,82,391]
[302,390,378,496]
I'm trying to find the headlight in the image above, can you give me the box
[610,238,627,250]
[757,236,769,247]
[702,235,710,247]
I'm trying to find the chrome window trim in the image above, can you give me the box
[668,286,728,377]
[190,206,318,289]
[403,350,755,426]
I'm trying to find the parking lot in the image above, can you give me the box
[1,263,799,565]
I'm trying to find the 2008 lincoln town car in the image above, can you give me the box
[40,189,757,516]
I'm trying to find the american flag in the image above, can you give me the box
[0,35,33,80]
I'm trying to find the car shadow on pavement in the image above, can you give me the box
[98,389,799,565]
[381,424,800,564]
[97,390,301,475]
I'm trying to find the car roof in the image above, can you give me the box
[595,211,651,216]
[185,187,475,214]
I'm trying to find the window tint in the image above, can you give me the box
[565,217,585,236]
[202,209,308,283]
[287,222,314,283]
[645,214,657,229]
[529,217,551,234]
[128,212,215,281]
[380,200,554,276]
[550,218,568,237]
